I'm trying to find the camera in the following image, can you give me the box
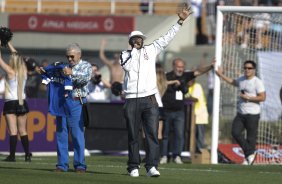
[173,79,187,94]
[91,74,102,85]
[111,81,123,96]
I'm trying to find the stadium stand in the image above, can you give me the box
[1,0,182,15]
[4,0,37,13]
[41,0,74,15]
[77,1,112,15]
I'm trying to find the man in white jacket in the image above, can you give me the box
[119,3,192,177]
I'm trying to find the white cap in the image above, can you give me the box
[128,30,146,40]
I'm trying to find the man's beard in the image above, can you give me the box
[175,71,183,76]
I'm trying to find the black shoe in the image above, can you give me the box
[3,155,16,162]
[25,153,32,162]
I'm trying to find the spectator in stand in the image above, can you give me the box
[215,60,266,165]
[140,0,149,14]
[191,0,206,44]
[185,78,209,153]
[160,57,215,164]
[240,0,258,6]
[203,0,217,45]
[218,0,240,6]
[86,63,111,102]
[0,41,32,162]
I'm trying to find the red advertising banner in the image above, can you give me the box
[218,144,282,164]
[9,14,134,34]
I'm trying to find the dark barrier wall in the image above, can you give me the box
[85,101,193,152]
[0,99,193,152]
[85,102,129,151]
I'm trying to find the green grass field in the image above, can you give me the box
[0,155,281,184]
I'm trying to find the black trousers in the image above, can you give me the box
[124,95,159,172]
[231,113,260,158]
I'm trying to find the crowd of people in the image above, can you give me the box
[191,0,281,45]
[0,2,270,177]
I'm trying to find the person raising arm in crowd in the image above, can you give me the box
[215,60,266,165]
[99,38,124,84]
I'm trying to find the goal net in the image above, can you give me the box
[212,6,282,164]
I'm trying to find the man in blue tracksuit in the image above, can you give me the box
[41,43,92,172]
[59,43,92,172]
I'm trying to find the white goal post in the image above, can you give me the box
[212,6,282,164]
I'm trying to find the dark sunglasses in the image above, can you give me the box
[66,55,75,59]
[244,67,254,70]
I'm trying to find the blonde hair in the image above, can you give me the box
[5,53,27,105]
[156,63,167,97]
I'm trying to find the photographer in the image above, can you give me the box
[25,57,41,98]
[86,63,111,102]
[160,57,215,164]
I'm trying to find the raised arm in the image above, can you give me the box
[99,39,112,67]
[215,66,237,86]
[7,42,17,53]
[177,3,193,25]
[0,41,15,78]
[194,58,215,77]
[152,3,193,54]
[102,79,111,89]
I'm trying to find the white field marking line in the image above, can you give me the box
[0,158,44,161]
[1,160,282,175]
[0,160,227,173]
[259,171,282,175]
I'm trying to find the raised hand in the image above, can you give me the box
[177,3,193,21]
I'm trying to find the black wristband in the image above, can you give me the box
[177,19,184,26]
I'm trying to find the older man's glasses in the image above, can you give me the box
[66,55,75,59]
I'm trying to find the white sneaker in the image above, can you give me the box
[241,159,248,165]
[159,156,167,164]
[147,167,160,177]
[174,156,183,164]
[247,152,257,165]
[129,169,139,177]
